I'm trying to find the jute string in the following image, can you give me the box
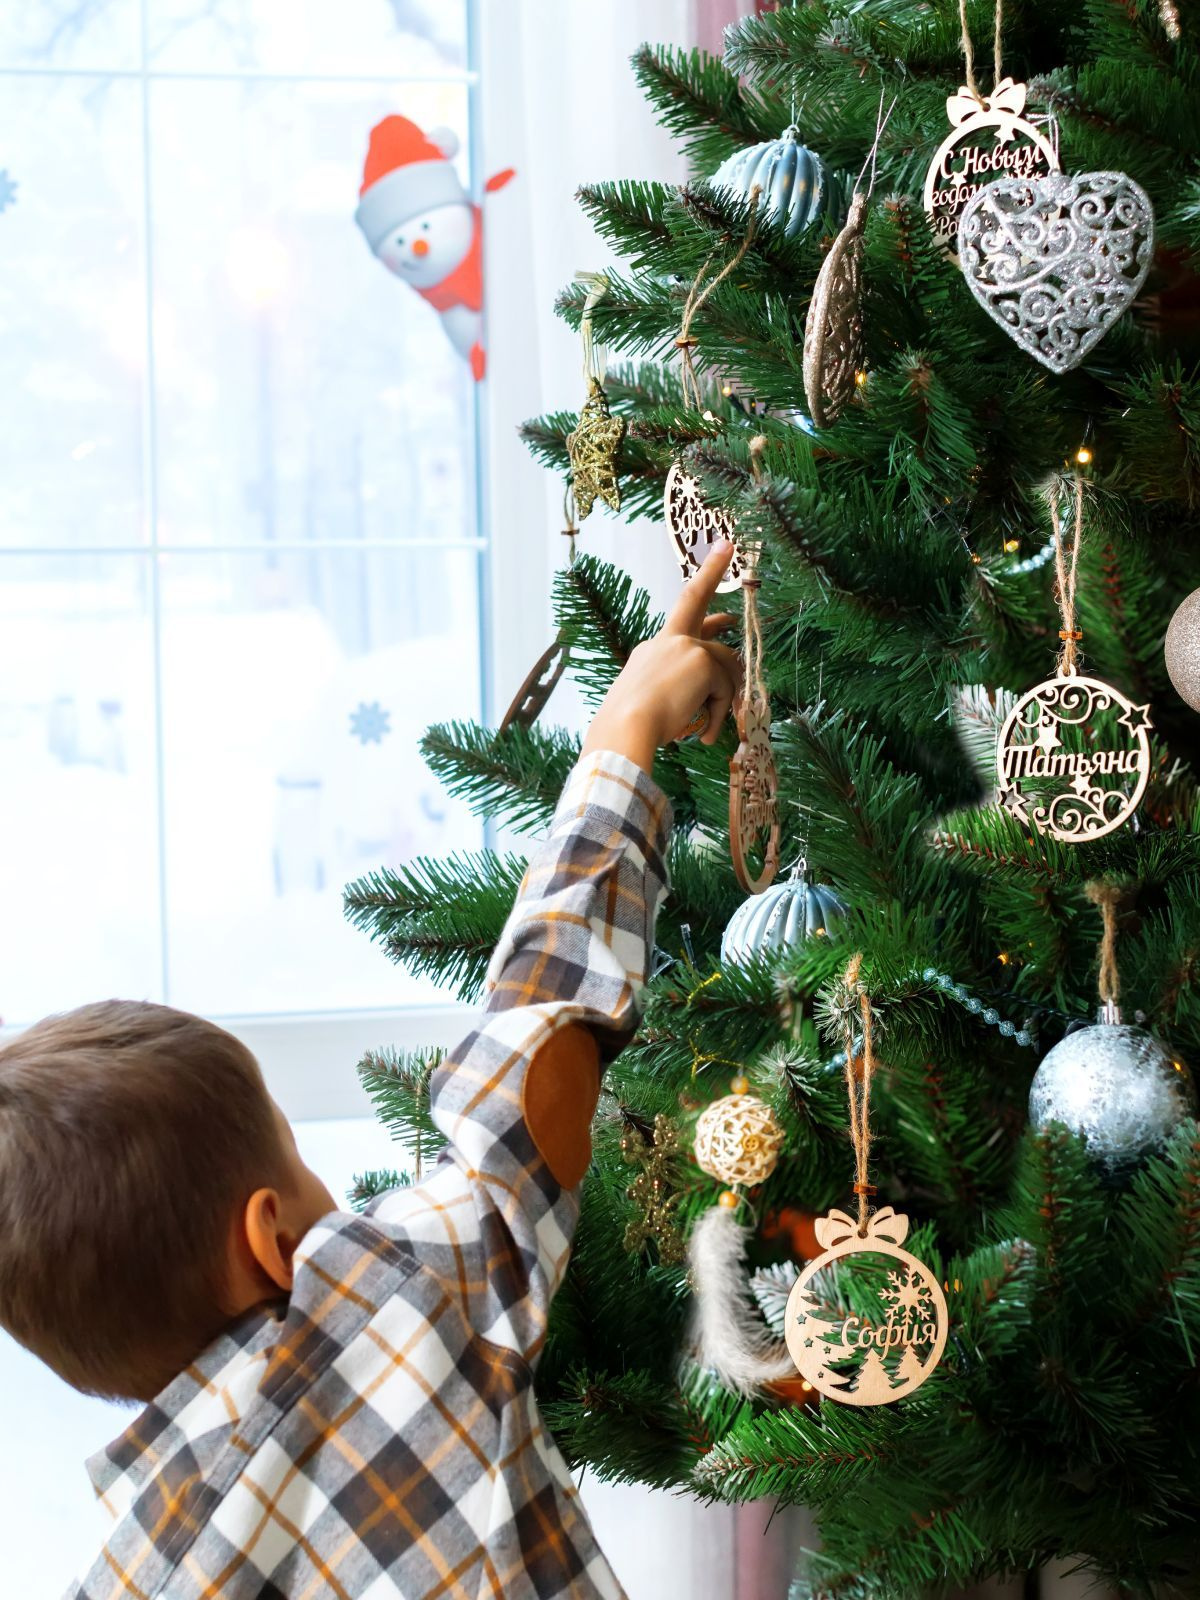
[841,952,878,1235]
[741,435,770,713]
[1050,469,1085,677]
[677,186,761,413]
[958,0,1004,105]
[1085,881,1122,1007]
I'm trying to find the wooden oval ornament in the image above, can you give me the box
[784,1208,948,1406]
[498,636,570,733]
[803,192,866,429]
[664,461,746,594]
[729,690,780,894]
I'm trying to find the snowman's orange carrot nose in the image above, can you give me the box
[412,238,430,258]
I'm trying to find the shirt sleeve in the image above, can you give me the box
[373,749,671,1362]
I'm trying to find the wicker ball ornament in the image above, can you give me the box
[693,1078,786,1189]
[710,126,843,240]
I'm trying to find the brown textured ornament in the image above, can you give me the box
[498,636,569,733]
[566,377,625,519]
[803,193,866,428]
[729,689,780,894]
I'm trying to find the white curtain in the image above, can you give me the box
[476,6,815,1597]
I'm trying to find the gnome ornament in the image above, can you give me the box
[354,115,515,380]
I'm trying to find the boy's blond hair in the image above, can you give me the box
[0,1000,288,1401]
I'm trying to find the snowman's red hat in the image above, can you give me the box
[354,115,468,253]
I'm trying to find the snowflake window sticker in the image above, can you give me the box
[349,701,391,745]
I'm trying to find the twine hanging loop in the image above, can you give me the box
[1049,469,1085,677]
[677,186,762,412]
[839,952,878,1236]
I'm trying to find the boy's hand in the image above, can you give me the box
[580,542,742,775]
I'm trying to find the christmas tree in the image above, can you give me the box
[345,4,1200,1594]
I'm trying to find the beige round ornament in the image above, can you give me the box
[1165,587,1200,711]
[922,78,1059,254]
[693,1086,784,1189]
[803,192,866,429]
[784,1207,948,1406]
[995,672,1152,842]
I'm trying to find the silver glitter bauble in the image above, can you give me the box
[721,874,845,966]
[1165,587,1200,711]
[710,126,844,240]
[959,170,1155,373]
[1028,1017,1196,1177]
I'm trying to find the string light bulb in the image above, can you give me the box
[854,369,868,387]
[1004,538,1020,553]
[1075,445,1093,465]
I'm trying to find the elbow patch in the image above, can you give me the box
[522,1024,601,1189]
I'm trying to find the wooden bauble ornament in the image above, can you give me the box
[498,636,569,733]
[729,690,780,894]
[923,78,1058,254]
[784,1208,948,1405]
[995,672,1152,842]
[693,1088,785,1188]
[664,462,746,594]
[959,171,1155,373]
[803,193,866,429]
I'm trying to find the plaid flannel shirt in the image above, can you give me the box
[68,750,671,1600]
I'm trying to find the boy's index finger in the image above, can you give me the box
[666,542,735,636]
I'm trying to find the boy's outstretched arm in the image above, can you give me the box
[369,542,739,1360]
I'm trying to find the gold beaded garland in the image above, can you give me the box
[693,1090,785,1188]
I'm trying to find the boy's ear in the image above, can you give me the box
[243,1188,295,1292]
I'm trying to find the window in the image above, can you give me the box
[0,0,485,1028]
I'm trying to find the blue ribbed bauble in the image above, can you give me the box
[721,875,846,967]
[710,126,843,239]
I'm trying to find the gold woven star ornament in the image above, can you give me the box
[566,377,625,519]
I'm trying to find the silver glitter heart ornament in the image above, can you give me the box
[958,170,1155,373]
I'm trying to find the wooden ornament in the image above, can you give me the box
[498,636,569,733]
[922,78,1058,254]
[664,461,746,594]
[995,673,1152,842]
[784,1207,948,1406]
[729,689,780,894]
[803,192,866,428]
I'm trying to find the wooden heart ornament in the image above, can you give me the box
[958,170,1155,373]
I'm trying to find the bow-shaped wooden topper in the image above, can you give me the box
[945,76,1028,137]
[814,1206,910,1251]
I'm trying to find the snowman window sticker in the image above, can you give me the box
[354,115,515,381]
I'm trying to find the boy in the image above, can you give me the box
[0,544,739,1600]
